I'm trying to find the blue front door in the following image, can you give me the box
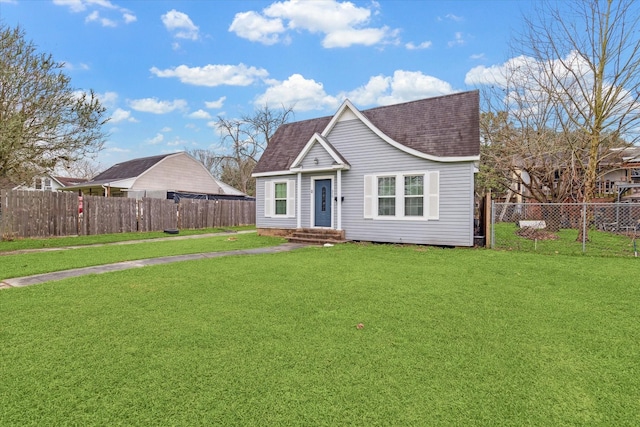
[314,179,332,227]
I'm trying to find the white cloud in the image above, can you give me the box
[255,74,339,111]
[105,146,130,153]
[205,96,226,109]
[448,32,465,47]
[188,109,212,120]
[128,98,188,114]
[470,53,486,60]
[97,91,119,108]
[166,138,185,147]
[405,41,432,50]
[85,11,117,27]
[230,0,399,48]
[110,108,137,123]
[464,55,531,87]
[322,27,392,48]
[162,9,199,40]
[343,71,455,106]
[123,12,137,23]
[228,11,285,45]
[63,61,90,71]
[54,0,136,26]
[146,133,164,145]
[53,0,86,12]
[255,70,457,112]
[150,64,268,87]
[161,127,172,132]
[341,75,390,105]
[445,13,463,22]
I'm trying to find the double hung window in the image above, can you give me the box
[364,171,438,220]
[264,180,296,218]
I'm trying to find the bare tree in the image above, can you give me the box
[188,105,294,196]
[516,0,640,205]
[56,158,103,180]
[186,148,224,176]
[0,24,108,185]
[476,0,640,237]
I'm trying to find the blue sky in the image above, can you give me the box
[1,0,535,169]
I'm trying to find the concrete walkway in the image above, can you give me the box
[0,231,308,289]
[0,229,258,256]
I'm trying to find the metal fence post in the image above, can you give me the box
[582,202,587,253]
[491,200,495,249]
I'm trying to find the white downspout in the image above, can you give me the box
[337,169,342,230]
[297,172,302,229]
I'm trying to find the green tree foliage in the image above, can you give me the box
[0,24,108,185]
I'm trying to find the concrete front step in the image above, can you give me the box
[287,228,346,245]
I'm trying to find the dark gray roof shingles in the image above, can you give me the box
[92,153,173,181]
[254,91,479,174]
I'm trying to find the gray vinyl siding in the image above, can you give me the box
[257,118,476,246]
[300,144,334,169]
[328,119,474,246]
[255,176,298,229]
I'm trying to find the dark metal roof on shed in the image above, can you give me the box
[253,90,479,174]
[92,153,173,181]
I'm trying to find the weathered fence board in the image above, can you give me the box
[1,190,78,238]
[139,198,177,232]
[0,190,255,239]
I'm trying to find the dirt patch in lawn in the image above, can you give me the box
[516,227,559,240]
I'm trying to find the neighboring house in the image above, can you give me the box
[500,146,640,203]
[600,146,640,201]
[252,91,480,246]
[9,174,87,192]
[62,152,250,200]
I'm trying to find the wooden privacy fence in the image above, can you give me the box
[0,190,255,239]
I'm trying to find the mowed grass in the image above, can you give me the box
[0,232,284,280]
[0,225,256,253]
[1,243,639,425]
[494,222,640,257]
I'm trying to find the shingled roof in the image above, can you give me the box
[253,90,479,174]
[92,153,173,181]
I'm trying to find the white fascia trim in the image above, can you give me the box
[107,178,136,188]
[252,170,298,178]
[322,99,479,163]
[253,164,350,178]
[290,133,347,168]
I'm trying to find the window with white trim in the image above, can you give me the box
[274,182,287,215]
[404,175,424,216]
[377,176,396,216]
[264,179,296,218]
[364,171,439,220]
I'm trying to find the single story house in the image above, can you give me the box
[252,91,480,246]
[8,174,87,192]
[62,151,250,200]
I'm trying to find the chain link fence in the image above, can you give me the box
[491,202,640,257]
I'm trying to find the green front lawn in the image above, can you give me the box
[0,232,282,281]
[1,243,638,425]
[0,226,256,252]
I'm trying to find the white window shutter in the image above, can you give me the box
[363,175,374,218]
[264,181,273,217]
[286,179,296,218]
[427,171,439,220]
